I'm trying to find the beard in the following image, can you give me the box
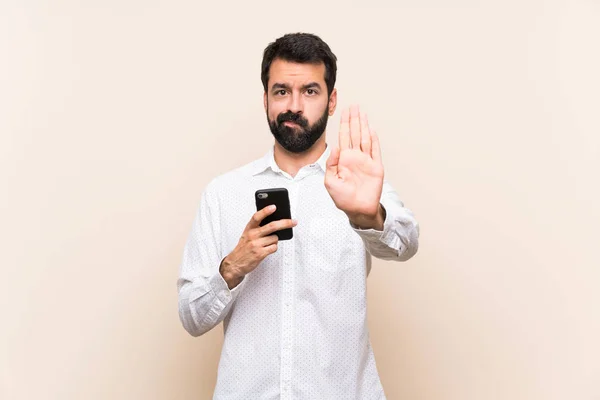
[267,105,329,154]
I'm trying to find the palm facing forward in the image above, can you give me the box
[325,105,384,221]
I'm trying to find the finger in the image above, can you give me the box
[370,129,382,163]
[263,243,278,256]
[256,234,279,247]
[338,108,350,149]
[325,145,340,175]
[349,104,361,149]
[247,204,277,229]
[259,218,298,236]
[359,111,371,156]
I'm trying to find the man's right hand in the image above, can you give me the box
[219,205,298,289]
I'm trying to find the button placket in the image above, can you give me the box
[279,181,298,399]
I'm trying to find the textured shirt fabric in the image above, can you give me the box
[177,143,420,400]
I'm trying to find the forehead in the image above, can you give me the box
[268,58,326,88]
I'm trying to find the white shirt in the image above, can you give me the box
[177,143,420,400]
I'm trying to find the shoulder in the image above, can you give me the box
[203,156,264,197]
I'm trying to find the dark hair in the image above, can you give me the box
[261,32,337,97]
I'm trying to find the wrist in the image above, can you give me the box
[348,204,386,230]
[219,256,243,289]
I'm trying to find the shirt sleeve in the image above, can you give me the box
[177,181,247,337]
[349,179,420,262]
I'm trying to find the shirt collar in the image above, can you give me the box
[251,143,331,176]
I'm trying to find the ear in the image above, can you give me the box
[328,88,337,116]
[263,92,268,112]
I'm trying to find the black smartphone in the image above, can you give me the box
[255,187,293,241]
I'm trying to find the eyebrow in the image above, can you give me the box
[271,82,322,91]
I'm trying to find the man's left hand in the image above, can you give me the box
[325,104,385,230]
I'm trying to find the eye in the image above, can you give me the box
[306,89,317,95]
[275,89,287,96]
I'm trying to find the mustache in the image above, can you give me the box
[277,112,308,128]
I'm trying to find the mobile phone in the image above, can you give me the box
[255,187,293,241]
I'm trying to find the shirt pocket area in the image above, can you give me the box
[307,216,365,273]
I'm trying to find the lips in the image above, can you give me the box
[283,121,299,127]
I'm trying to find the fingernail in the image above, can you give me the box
[269,205,276,210]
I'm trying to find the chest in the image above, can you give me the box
[217,175,365,261]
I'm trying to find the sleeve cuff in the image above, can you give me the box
[212,268,247,301]
[349,203,398,248]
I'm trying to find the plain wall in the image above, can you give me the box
[1,0,599,399]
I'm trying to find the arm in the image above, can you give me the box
[177,184,295,337]
[349,179,420,261]
[325,105,418,262]
[177,183,247,337]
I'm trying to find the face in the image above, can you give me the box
[264,58,337,153]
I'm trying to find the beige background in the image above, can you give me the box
[1,0,599,399]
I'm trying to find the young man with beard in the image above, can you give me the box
[177,32,420,399]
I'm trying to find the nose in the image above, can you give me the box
[287,91,303,115]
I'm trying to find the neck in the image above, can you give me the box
[273,137,327,177]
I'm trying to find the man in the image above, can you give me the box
[177,32,420,399]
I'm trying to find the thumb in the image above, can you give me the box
[326,145,340,173]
